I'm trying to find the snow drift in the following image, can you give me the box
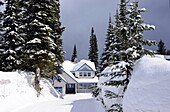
[0,71,59,112]
[123,56,170,112]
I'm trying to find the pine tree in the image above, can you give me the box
[99,15,115,72]
[157,39,166,55]
[100,0,156,111]
[109,0,156,90]
[71,44,78,63]
[20,0,64,75]
[19,0,64,96]
[88,27,98,68]
[0,0,24,71]
[0,0,3,33]
[0,0,4,69]
[108,10,121,66]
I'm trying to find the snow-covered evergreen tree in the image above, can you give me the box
[99,15,115,73]
[0,0,3,34]
[157,39,166,55]
[88,27,98,68]
[18,0,64,96]
[0,0,4,69]
[107,10,122,66]
[97,0,156,112]
[20,0,64,76]
[71,44,78,63]
[0,0,24,71]
[108,0,156,92]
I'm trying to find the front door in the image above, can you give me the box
[66,84,75,94]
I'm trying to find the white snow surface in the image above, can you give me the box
[0,71,59,112]
[123,56,170,112]
[0,72,103,112]
[12,93,105,112]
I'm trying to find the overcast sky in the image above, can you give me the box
[60,0,170,60]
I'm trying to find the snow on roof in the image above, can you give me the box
[62,68,98,83]
[123,56,170,112]
[72,60,96,71]
[63,60,96,72]
[154,54,170,60]
[164,55,170,60]
[58,74,67,82]
[62,60,76,71]
[62,68,78,83]
[154,54,165,59]
[62,60,97,83]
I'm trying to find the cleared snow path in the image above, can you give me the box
[11,93,105,112]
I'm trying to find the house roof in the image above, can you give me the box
[62,68,98,83]
[154,54,170,60]
[62,60,96,72]
[72,60,96,71]
[61,69,78,83]
[61,60,98,84]
[62,60,76,71]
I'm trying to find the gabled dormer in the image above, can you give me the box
[71,60,96,79]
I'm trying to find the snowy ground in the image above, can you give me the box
[0,71,104,112]
[12,93,105,112]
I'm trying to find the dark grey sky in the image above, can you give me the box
[60,0,170,60]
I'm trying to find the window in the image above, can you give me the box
[78,83,93,89]
[80,72,82,76]
[88,73,91,76]
[84,72,87,77]
[67,84,75,88]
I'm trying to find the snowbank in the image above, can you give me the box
[123,56,170,112]
[0,71,59,112]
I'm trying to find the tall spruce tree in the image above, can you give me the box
[88,27,98,68]
[108,0,156,91]
[157,39,166,55]
[99,15,115,72]
[20,0,64,75]
[100,0,156,111]
[19,0,64,96]
[0,0,24,71]
[0,0,4,69]
[108,10,121,66]
[0,0,3,33]
[71,44,77,63]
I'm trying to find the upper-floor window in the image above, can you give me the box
[80,72,82,76]
[84,72,87,77]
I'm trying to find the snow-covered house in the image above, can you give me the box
[53,60,98,95]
